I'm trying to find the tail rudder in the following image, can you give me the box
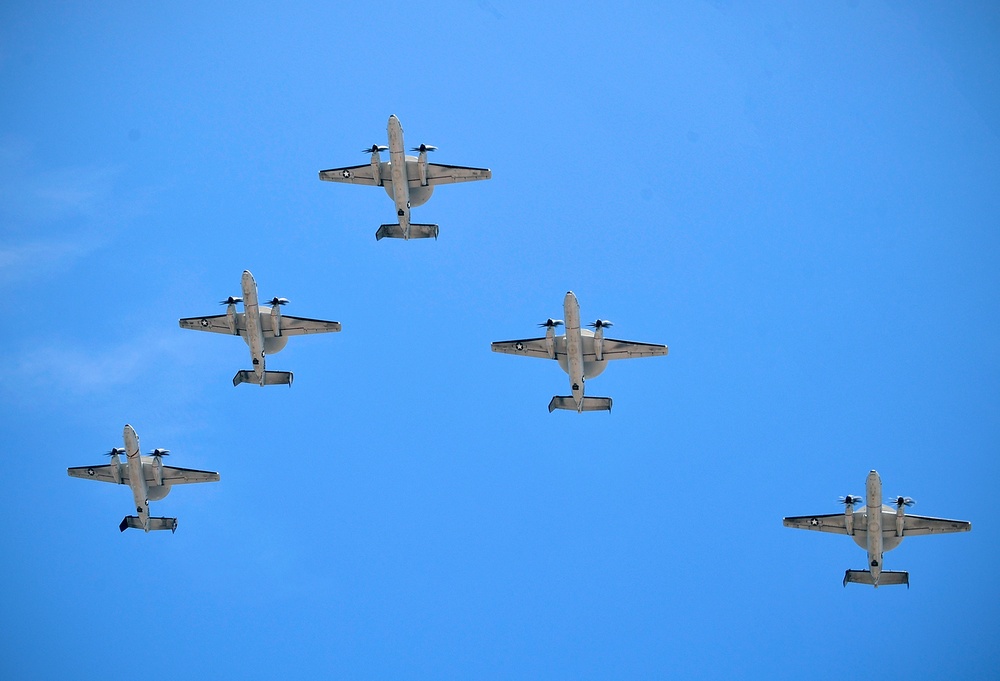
[119,516,177,533]
[376,223,439,241]
[548,396,613,413]
[233,370,293,387]
[843,569,909,588]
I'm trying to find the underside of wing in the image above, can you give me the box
[67,464,127,484]
[491,337,555,359]
[422,163,492,186]
[318,164,378,185]
[263,314,342,336]
[583,337,669,361]
[178,314,242,335]
[783,513,850,535]
[902,514,972,536]
[158,465,221,485]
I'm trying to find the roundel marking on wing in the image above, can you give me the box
[342,169,352,178]
[515,342,524,351]
[200,319,210,327]
[87,468,95,476]
[809,517,820,526]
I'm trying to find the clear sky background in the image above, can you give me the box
[2,2,998,679]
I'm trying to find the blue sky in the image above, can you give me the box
[2,2,998,679]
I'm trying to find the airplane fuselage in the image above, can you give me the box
[123,425,156,529]
[387,114,411,234]
[865,469,884,581]
[563,291,585,408]
[241,270,266,383]
[553,291,610,411]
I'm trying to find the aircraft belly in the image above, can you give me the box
[263,336,288,355]
[146,484,170,502]
[584,360,607,378]
[408,185,433,207]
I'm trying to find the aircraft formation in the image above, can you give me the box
[68,115,970,587]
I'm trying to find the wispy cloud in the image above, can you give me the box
[9,332,195,396]
[0,136,152,285]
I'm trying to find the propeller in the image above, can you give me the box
[838,494,863,507]
[588,319,614,330]
[148,449,170,457]
[410,144,437,153]
[107,448,125,457]
[538,318,564,329]
[893,496,915,508]
[269,297,289,307]
[363,144,388,154]
[220,296,243,306]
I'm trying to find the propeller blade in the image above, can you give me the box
[838,495,863,506]
[269,297,289,307]
[363,144,388,154]
[410,144,437,153]
[537,318,564,328]
[220,296,243,306]
[107,448,125,457]
[894,496,915,508]
[148,449,170,457]
[587,319,614,329]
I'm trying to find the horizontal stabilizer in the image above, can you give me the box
[375,223,439,240]
[547,396,613,413]
[843,569,909,588]
[119,516,177,533]
[232,370,294,387]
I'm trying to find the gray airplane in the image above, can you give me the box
[68,424,219,533]
[783,469,971,587]
[491,291,668,413]
[318,114,491,241]
[179,270,341,387]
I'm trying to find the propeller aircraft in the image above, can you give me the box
[319,114,491,241]
[783,469,971,587]
[491,291,668,412]
[68,424,219,533]
[179,270,341,386]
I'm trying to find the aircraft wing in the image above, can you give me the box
[318,164,379,185]
[901,514,972,536]
[260,314,341,336]
[421,163,492,186]
[491,337,560,359]
[782,513,850,535]
[153,465,220,485]
[582,337,668,361]
[178,315,242,335]
[67,464,127,484]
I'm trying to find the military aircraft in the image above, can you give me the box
[318,114,491,241]
[783,469,972,587]
[179,270,341,386]
[491,291,669,412]
[68,424,219,533]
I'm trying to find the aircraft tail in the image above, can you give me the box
[375,223,439,240]
[843,569,909,588]
[119,516,177,533]
[232,370,293,387]
[548,396,613,413]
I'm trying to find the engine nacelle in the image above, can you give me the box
[226,303,239,335]
[110,453,122,484]
[271,303,282,338]
[151,455,164,486]
[370,151,383,186]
